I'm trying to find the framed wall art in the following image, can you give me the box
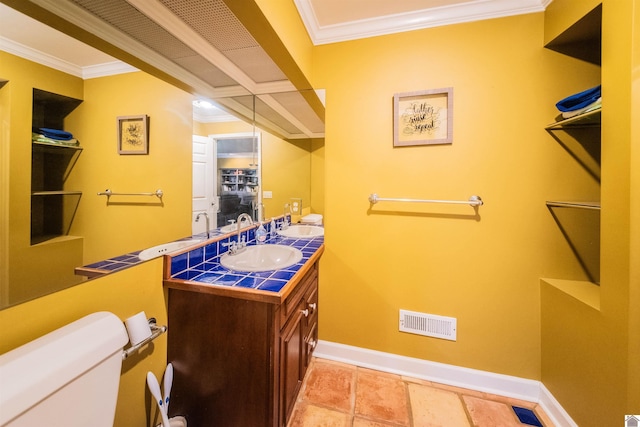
[117,115,149,155]
[393,87,453,147]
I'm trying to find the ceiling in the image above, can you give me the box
[0,0,551,135]
[297,0,551,45]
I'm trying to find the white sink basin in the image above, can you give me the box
[277,225,324,239]
[138,239,202,261]
[220,244,303,272]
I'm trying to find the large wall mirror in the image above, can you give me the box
[0,2,324,310]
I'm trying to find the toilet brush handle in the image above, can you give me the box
[163,363,173,412]
[147,372,171,427]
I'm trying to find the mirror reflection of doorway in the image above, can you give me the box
[193,132,261,234]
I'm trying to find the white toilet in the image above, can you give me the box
[0,312,129,427]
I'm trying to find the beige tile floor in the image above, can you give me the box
[288,358,556,427]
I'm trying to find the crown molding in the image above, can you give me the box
[0,36,137,79]
[0,36,82,77]
[295,0,553,45]
[81,61,138,79]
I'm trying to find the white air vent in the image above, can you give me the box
[399,310,457,341]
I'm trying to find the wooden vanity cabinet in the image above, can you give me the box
[167,261,319,427]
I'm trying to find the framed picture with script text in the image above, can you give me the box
[117,115,149,155]
[393,88,453,147]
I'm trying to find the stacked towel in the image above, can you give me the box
[555,85,601,119]
[32,128,80,147]
[39,128,74,141]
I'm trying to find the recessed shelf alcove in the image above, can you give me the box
[30,89,83,245]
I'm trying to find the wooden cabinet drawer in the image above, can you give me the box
[280,262,317,327]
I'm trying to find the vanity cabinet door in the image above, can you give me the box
[303,278,318,369]
[279,298,306,426]
[278,268,319,426]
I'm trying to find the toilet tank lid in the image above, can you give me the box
[0,312,128,425]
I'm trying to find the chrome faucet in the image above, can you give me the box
[226,213,253,255]
[195,212,210,239]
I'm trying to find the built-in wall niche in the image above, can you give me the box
[31,88,83,245]
[546,201,600,284]
[543,3,602,288]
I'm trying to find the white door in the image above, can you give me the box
[192,135,217,235]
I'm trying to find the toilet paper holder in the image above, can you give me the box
[122,317,167,360]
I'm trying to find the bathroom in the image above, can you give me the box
[1,1,639,426]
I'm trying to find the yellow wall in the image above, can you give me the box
[629,0,640,413]
[540,1,640,425]
[0,54,192,304]
[313,12,600,383]
[0,258,169,427]
[3,2,639,426]
[195,121,312,221]
[67,72,193,263]
[310,138,325,216]
[0,54,192,426]
[1,52,86,306]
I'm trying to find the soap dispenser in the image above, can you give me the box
[256,221,267,244]
[270,218,276,239]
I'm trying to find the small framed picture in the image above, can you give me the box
[117,115,149,155]
[394,88,453,147]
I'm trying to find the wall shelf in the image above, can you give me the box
[546,201,600,210]
[543,8,601,284]
[541,278,600,311]
[219,168,259,194]
[30,89,83,245]
[545,108,601,130]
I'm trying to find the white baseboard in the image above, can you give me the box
[314,340,577,427]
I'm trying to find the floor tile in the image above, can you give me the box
[302,359,355,413]
[353,417,407,426]
[408,383,471,427]
[289,358,556,427]
[463,395,523,427]
[287,403,350,427]
[534,404,556,427]
[355,370,410,426]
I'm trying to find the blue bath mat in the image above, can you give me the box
[512,406,543,427]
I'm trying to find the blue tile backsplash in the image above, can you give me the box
[76,216,323,294]
[169,231,323,293]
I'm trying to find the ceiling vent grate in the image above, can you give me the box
[399,310,457,341]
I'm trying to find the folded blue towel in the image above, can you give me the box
[555,85,601,112]
[39,127,74,141]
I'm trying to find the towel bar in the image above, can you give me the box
[98,189,163,199]
[368,193,483,207]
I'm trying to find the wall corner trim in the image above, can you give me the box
[314,340,577,427]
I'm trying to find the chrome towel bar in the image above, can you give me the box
[98,189,163,199]
[368,193,483,207]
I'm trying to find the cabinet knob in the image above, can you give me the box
[309,303,317,312]
[301,309,309,317]
[308,339,317,350]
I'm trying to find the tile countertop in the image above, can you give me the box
[163,225,324,305]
